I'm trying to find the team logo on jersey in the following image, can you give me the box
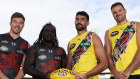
[110,31,119,37]
[0,46,8,51]
[38,55,47,60]
[70,43,76,50]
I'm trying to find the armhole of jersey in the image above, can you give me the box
[135,21,138,31]
[91,32,95,47]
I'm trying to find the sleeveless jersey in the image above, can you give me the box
[69,31,99,79]
[33,44,66,79]
[109,21,140,77]
[0,33,29,79]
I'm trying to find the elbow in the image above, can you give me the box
[23,65,29,74]
[101,60,108,70]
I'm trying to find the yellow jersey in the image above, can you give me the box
[69,31,99,79]
[109,21,140,77]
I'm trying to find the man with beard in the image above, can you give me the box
[67,11,108,79]
[0,12,29,79]
[105,2,140,79]
[23,23,66,79]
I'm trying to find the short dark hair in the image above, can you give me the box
[11,12,25,23]
[111,2,125,10]
[76,11,89,21]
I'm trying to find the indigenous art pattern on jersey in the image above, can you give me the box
[112,22,135,65]
[72,32,92,68]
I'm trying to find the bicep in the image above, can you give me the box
[67,43,72,69]
[93,34,106,61]
[24,46,36,67]
[136,22,140,48]
[104,30,112,56]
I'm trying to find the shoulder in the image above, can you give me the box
[0,33,7,37]
[19,37,29,44]
[58,47,65,51]
[0,33,8,40]
[136,22,140,32]
[136,22,140,27]
[69,35,77,42]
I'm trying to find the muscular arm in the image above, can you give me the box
[61,48,67,68]
[124,22,140,77]
[23,46,49,79]
[105,30,118,74]
[0,70,9,79]
[84,34,108,78]
[66,43,72,70]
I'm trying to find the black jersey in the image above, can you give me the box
[33,44,66,79]
[0,33,29,79]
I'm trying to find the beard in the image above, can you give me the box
[76,23,86,31]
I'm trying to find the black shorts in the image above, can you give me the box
[110,75,140,79]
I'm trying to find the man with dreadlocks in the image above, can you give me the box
[23,23,67,79]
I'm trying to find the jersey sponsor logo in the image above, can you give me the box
[0,46,8,51]
[111,31,119,37]
[1,40,8,44]
[39,48,46,52]
[54,56,61,61]
[17,50,24,54]
[70,43,76,50]
[124,28,135,32]
[80,42,91,46]
[38,55,47,60]
[58,72,67,76]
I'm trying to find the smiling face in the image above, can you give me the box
[10,17,24,35]
[111,5,127,23]
[75,15,89,31]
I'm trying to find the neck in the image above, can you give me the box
[77,29,87,36]
[9,31,20,39]
[117,19,128,25]
[42,41,53,48]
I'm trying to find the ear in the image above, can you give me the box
[10,22,12,26]
[125,9,127,13]
[87,21,89,26]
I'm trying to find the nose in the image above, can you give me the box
[116,11,120,16]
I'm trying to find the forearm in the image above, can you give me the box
[85,62,107,78]
[0,69,8,79]
[24,66,48,79]
[14,68,24,79]
[125,49,140,74]
[108,56,118,75]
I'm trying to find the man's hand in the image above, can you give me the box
[71,72,87,79]
[114,71,128,79]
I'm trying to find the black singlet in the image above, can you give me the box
[0,33,28,79]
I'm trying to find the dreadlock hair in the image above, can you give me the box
[34,22,59,47]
